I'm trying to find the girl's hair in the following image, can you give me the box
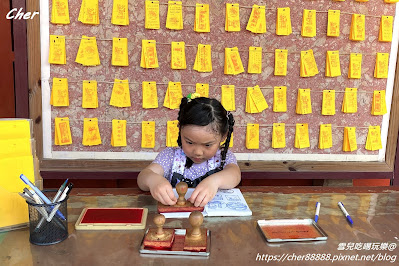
[177,97,235,168]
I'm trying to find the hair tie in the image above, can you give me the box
[187,92,200,102]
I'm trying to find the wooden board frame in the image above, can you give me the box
[26,1,399,177]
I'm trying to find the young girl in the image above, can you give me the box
[137,95,241,207]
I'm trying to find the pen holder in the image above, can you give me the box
[26,190,68,245]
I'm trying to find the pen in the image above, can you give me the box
[46,183,73,222]
[20,174,66,221]
[338,201,353,225]
[314,202,320,223]
[53,179,69,203]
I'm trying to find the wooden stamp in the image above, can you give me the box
[158,182,204,213]
[143,214,175,249]
[183,211,207,252]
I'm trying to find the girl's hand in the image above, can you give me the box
[149,179,177,206]
[188,178,218,207]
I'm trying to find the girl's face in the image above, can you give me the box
[180,125,225,164]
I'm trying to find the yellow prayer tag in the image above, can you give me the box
[300,50,319,77]
[379,16,393,42]
[142,81,158,109]
[141,121,156,148]
[365,126,382,151]
[221,85,236,111]
[225,3,240,32]
[82,80,98,108]
[171,42,186,69]
[273,86,287,112]
[163,82,183,110]
[54,117,72,146]
[296,89,312,114]
[224,47,244,75]
[110,79,131,107]
[78,0,100,25]
[374,53,389,79]
[196,83,209,98]
[140,40,159,69]
[325,51,341,77]
[327,10,340,37]
[246,124,259,149]
[193,44,212,72]
[385,0,399,3]
[111,120,127,147]
[195,4,210,32]
[276,8,292,36]
[49,35,66,65]
[82,118,102,146]
[166,120,179,147]
[272,123,286,149]
[295,124,310,149]
[112,0,129,25]
[246,5,266,34]
[371,90,387,115]
[166,1,183,30]
[50,78,69,107]
[322,90,336,115]
[112,38,129,66]
[301,9,316,38]
[75,36,101,66]
[251,86,268,112]
[51,0,70,24]
[248,47,262,74]
[318,124,332,149]
[145,0,160,29]
[348,53,362,79]
[342,88,358,113]
[349,14,365,41]
[343,127,357,152]
[274,49,288,76]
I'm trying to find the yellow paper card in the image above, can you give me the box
[384,0,399,3]
[142,81,158,109]
[318,124,332,149]
[112,38,129,66]
[374,53,389,79]
[196,83,209,97]
[51,0,70,24]
[325,51,341,77]
[295,124,310,149]
[343,127,357,152]
[272,123,285,148]
[322,90,336,115]
[75,36,101,66]
[166,120,179,147]
[301,9,316,37]
[274,49,288,76]
[163,82,183,109]
[0,139,32,159]
[141,40,159,68]
[350,14,365,41]
[250,86,268,112]
[82,118,102,146]
[0,120,31,140]
[225,3,240,32]
[110,79,131,107]
[371,90,387,115]
[194,4,210,32]
[348,53,362,79]
[193,44,212,72]
[111,0,129,25]
[49,35,66,65]
[166,1,183,30]
[54,117,72,145]
[78,0,99,25]
[276,7,292,36]
[342,88,358,113]
[273,86,287,112]
[379,16,393,42]
[300,50,319,77]
[246,5,266,34]
[82,80,98,109]
[145,0,160,29]
[171,42,186,69]
[327,10,340,37]
[221,85,235,111]
[111,119,127,147]
[50,78,69,107]
[141,121,155,148]
[248,47,262,74]
[296,89,312,114]
[365,126,382,151]
[246,124,259,149]
[224,47,244,75]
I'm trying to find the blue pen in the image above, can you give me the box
[314,202,320,223]
[20,174,66,221]
[338,201,353,225]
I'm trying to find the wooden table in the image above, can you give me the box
[1,187,398,265]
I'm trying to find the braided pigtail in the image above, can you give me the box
[177,97,190,147]
[220,112,235,169]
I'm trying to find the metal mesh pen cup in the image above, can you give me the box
[26,190,68,245]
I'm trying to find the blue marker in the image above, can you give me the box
[20,174,66,221]
[338,201,353,225]
[314,202,320,223]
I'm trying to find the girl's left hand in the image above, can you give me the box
[188,178,218,207]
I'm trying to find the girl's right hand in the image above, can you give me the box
[149,179,177,206]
